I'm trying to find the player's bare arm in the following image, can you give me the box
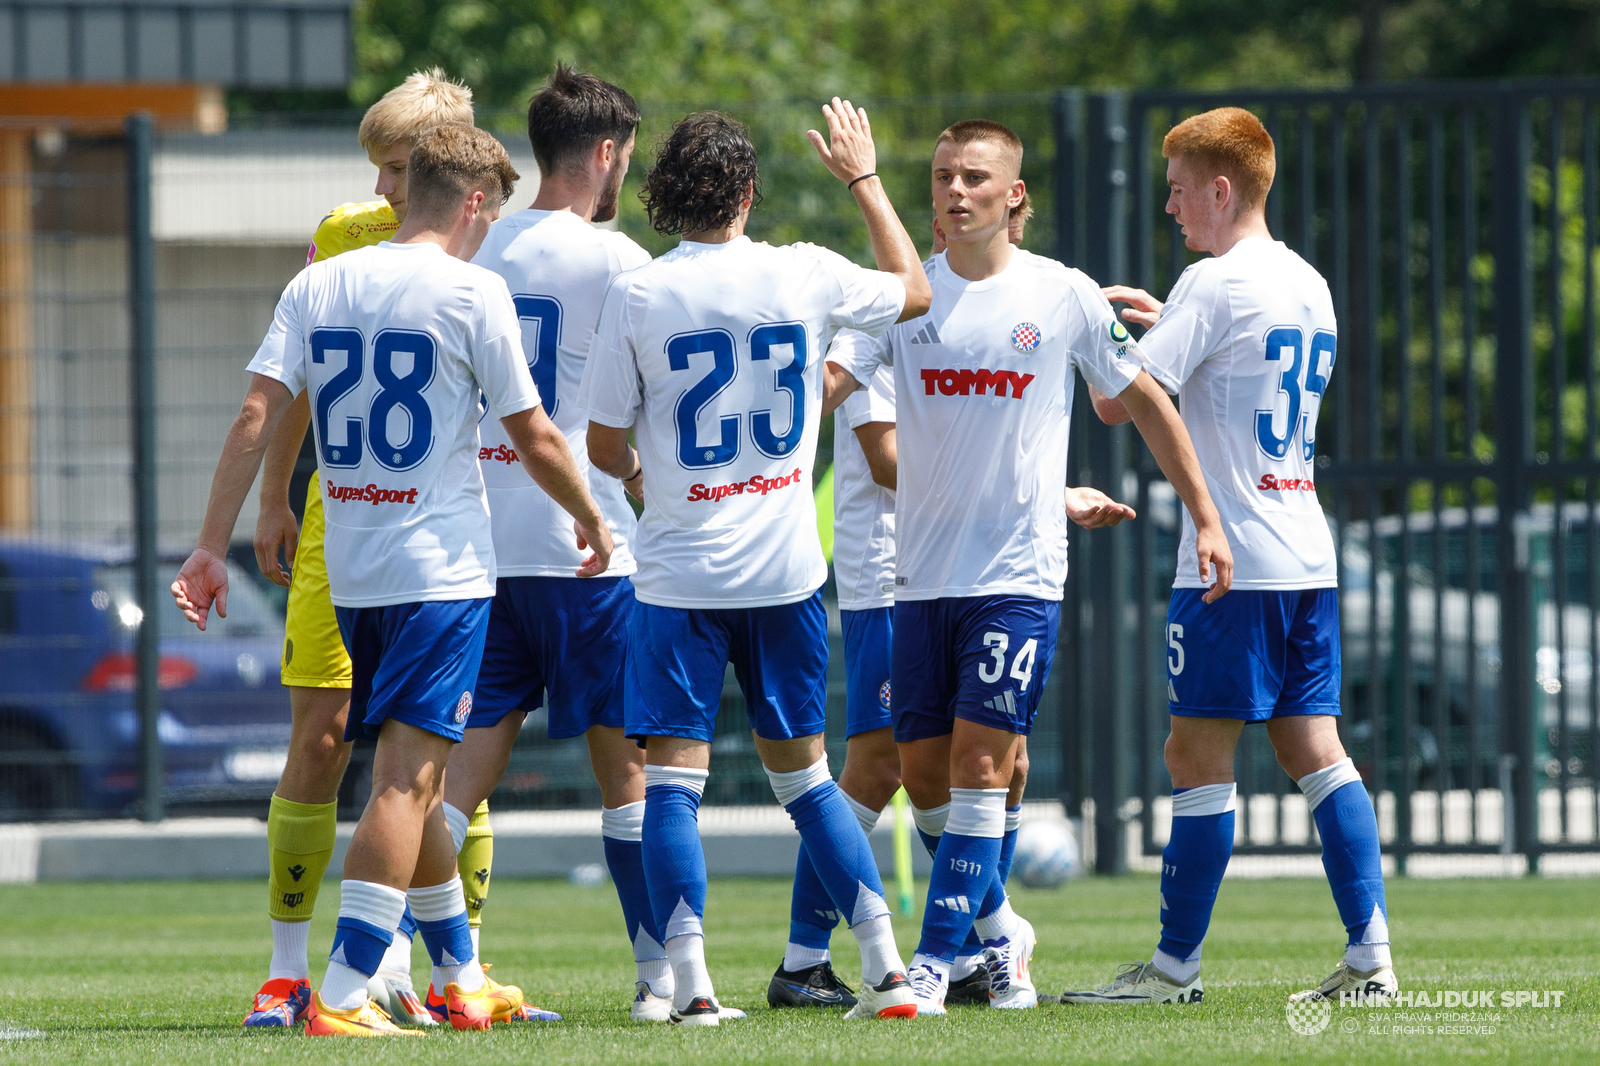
[586,422,646,502]
[821,362,866,417]
[855,422,897,491]
[1065,485,1136,529]
[252,390,310,587]
[173,373,297,629]
[1113,371,1234,601]
[808,97,931,322]
[501,405,613,577]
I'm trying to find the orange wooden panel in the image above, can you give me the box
[0,84,225,132]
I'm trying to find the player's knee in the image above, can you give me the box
[595,756,646,807]
[950,747,1008,790]
[292,727,350,782]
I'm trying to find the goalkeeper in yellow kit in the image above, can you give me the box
[243,68,553,1029]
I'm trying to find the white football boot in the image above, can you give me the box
[1058,960,1203,1005]
[844,971,918,1020]
[981,916,1038,1009]
[631,981,674,1022]
[668,996,747,1027]
[906,963,949,1017]
[1290,962,1398,1003]
[367,969,438,1027]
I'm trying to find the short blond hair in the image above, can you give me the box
[407,125,520,220]
[935,119,1025,178]
[1162,107,1275,212]
[359,68,474,151]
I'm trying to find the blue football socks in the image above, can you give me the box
[641,766,710,944]
[1299,758,1392,971]
[324,879,407,1010]
[768,760,900,984]
[602,801,671,991]
[407,876,482,993]
[1153,783,1236,983]
[916,788,1006,963]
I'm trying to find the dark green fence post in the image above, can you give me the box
[127,112,161,823]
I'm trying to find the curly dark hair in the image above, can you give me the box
[640,112,764,237]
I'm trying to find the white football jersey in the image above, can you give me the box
[247,241,541,607]
[1134,237,1338,590]
[827,250,1142,602]
[831,363,896,612]
[580,236,905,609]
[471,210,648,578]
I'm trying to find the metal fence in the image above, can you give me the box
[6,83,1600,877]
[1057,80,1600,873]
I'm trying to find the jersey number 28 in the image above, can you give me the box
[312,327,436,472]
[1255,327,1335,463]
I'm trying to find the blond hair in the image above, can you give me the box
[406,124,519,220]
[359,68,474,151]
[935,119,1024,177]
[1162,107,1276,212]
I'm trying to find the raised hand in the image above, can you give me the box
[807,97,877,184]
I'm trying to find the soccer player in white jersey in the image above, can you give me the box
[444,65,667,1021]
[773,192,1134,1010]
[582,102,932,1025]
[1062,108,1397,1007]
[824,119,1233,1016]
[173,125,613,1037]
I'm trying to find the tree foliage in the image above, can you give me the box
[351,0,1599,109]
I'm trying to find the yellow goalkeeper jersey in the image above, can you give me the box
[304,198,400,265]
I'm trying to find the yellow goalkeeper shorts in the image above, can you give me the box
[280,472,353,689]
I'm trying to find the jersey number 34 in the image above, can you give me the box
[1256,326,1335,463]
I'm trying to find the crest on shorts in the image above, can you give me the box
[1011,322,1041,352]
[454,691,473,723]
[878,680,892,710]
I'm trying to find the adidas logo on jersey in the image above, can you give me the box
[983,689,1020,716]
[919,368,1036,399]
[910,322,942,344]
[933,895,972,913]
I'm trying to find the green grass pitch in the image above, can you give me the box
[0,874,1595,1064]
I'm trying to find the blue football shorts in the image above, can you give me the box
[335,597,492,743]
[1165,587,1341,721]
[624,590,828,744]
[471,575,633,738]
[841,606,893,739]
[891,595,1060,743]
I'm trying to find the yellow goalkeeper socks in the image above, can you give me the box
[266,794,338,979]
[458,800,493,947]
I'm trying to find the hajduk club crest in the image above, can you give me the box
[1011,322,1042,352]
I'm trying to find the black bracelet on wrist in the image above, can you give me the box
[847,172,878,190]
[624,458,642,481]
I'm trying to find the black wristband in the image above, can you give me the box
[624,457,642,481]
[847,172,878,190]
